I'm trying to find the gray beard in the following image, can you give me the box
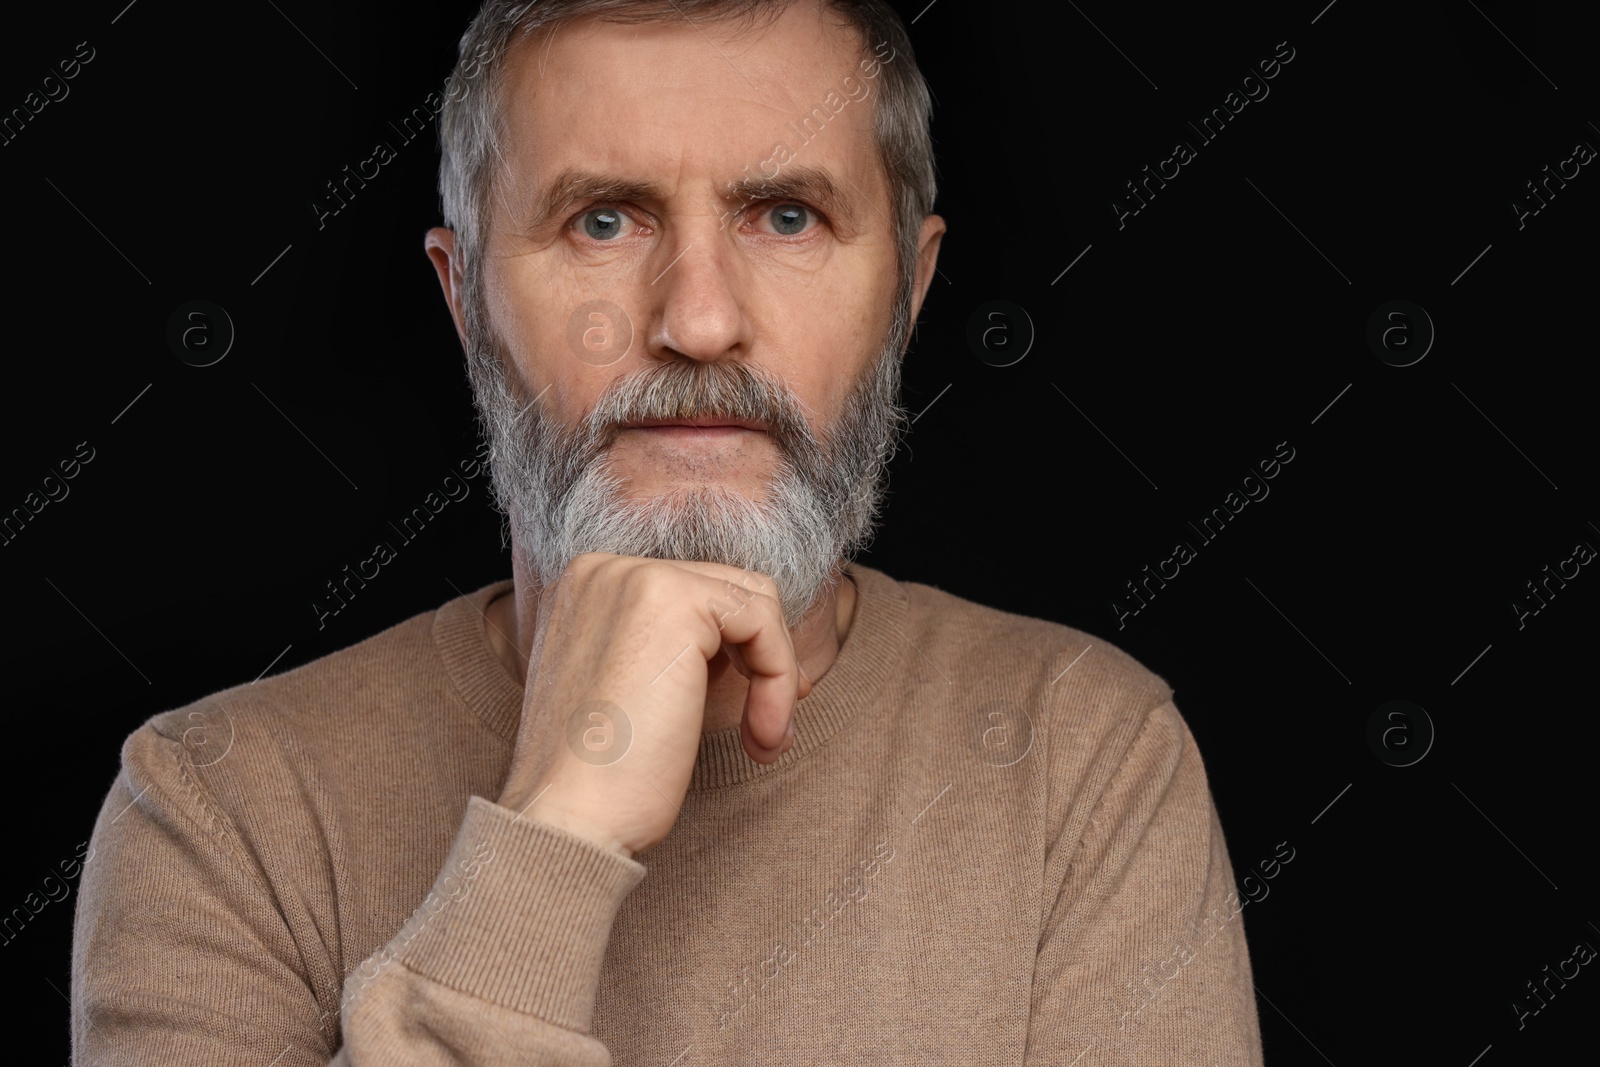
[463,282,912,630]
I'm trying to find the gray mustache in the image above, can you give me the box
[582,360,817,455]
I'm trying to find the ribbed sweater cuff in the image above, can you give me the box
[392,794,648,1030]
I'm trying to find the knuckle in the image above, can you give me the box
[564,551,609,581]
[623,559,680,608]
[737,566,780,601]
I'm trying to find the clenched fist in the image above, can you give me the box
[496,552,810,858]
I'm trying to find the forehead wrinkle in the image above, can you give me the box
[494,10,886,239]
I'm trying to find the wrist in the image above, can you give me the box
[511,791,634,860]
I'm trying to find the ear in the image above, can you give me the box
[906,213,946,343]
[424,227,469,348]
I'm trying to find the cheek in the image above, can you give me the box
[486,277,568,386]
[828,300,896,410]
[823,263,895,343]
[810,361,873,438]
[491,269,556,344]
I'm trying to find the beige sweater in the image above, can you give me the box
[71,564,1265,1064]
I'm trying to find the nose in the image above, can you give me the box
[641,234,753,366]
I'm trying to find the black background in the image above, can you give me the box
[2,0,1595,1063]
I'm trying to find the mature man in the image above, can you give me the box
[72,1,1265,1063]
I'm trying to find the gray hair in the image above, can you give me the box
[436,0,937,345]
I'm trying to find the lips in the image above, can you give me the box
[623,417,768,432]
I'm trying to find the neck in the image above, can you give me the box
[483,537,857,735]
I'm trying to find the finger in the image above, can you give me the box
[667,559,784,610]
[716,643,793,764]
[741,709,789,765]
[716,617,812,710]
[720,643,806,726]
[725,643,813,700]
[722,642,751,680]
[713,592,800,752]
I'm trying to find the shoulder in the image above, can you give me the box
[851,564,1189,814]
[140,599,444,756]
[860,564,1174,717]
[115,585,507,833]
[851,567,1203,879]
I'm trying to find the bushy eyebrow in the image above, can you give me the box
[721,165,857,231]
[524,163,861,234]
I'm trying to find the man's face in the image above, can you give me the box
[458,0,939,625]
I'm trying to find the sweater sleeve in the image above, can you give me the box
[1024,699,1266,1066]
[331,796,646,1065]
[71,720,647,1066]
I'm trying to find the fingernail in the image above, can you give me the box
[784,720,795,742]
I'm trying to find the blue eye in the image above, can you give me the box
[581,207,626,240]
[768,204,810,235]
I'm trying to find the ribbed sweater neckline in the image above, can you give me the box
[431,563,909,791]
